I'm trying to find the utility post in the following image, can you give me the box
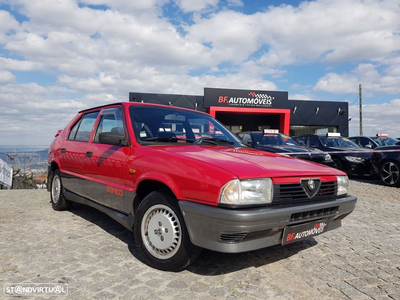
[359,84,363,135]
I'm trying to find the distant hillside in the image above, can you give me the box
[0,147,49,170]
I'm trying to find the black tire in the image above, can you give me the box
[379,160,400,187]
[50,169,72,211]
[134,191,201,271]
[332,158,342,170]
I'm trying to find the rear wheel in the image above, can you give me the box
[134,191,201,271]
[50,169,72,211]
[380,160,400,187]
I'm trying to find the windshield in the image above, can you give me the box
[320,137,360,148]
[129,105,244,146]
[252,133,300,146]
[371,137,399,146]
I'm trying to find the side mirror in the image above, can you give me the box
[309,143,319,148]
[99,132,127,146]
[364,144,373,149]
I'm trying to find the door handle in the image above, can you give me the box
[85,151,93,158]
[61,148,66,153]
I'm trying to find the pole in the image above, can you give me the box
[359,84,363,135]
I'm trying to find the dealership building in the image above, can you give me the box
[129,87,349,136]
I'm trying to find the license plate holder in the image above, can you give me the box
[282,219,330,245]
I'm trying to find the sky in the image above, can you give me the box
[1,0,400,146]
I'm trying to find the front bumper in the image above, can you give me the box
[343,160,371,176]
[179,196,356,253]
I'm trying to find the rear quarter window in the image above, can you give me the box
[68,111,99,142]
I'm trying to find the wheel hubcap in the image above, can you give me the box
[51,176,61,203]
[141,204,181,259]
[381,162,400,185]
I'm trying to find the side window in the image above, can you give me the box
[68,118,81,140]
[349,137,358,145]
[359,137,373,148]
[243,134,252,145]
[296,136,306,146]
[94,108,125,143]
[308,136,320,148]
[68,111,99,142]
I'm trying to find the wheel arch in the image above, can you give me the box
[134,177,181,214]
[47,161,60,192]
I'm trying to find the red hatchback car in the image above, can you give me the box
[48,102,356,271]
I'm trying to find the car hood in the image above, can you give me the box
[255,144,323,154]
[150,145,343,178]
[327,147,371,152]
[324,147,373,157]
[375,145,400,150]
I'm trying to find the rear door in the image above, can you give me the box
[60,111,99,195]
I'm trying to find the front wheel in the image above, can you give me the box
[380,160,400,187]
[50,169,72,211]
[134,191,201,271]
[332,158,342,170]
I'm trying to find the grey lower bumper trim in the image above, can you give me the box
[179,196,356,253]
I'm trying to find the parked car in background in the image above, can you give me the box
[349,134,400,149]
[371,145,400,187]
[292,133,373,176]
[236,130,333,166]
[47,102,356,271]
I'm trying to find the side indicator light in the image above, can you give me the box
[129,169,136,174]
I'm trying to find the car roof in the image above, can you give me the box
[240,131,282,134]
[297,134,345,137]
[79,101,209,115]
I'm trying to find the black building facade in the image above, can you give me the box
[129,87,349,136]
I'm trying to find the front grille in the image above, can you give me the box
[290,206,339,222]
[219,232,248,243]
[273,181,337,205]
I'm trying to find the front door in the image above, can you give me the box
[82,107,129,212]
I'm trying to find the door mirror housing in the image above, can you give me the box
[99,132,127,146]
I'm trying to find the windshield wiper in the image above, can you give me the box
[145,137,195,143]
[194,137,234,145]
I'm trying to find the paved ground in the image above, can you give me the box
[0,179,399,299]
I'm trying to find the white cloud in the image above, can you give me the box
[314,63,400,94]
[349,99,400,137]
[227,0,244,7]
[0,0,400,145]
[0,71,16,84]
[186,10,263,63]
[174,0,219,13]
[289,94,312,100]
[314,73,359,93]
[0,10,19,32]
[79,0,168,15]
[0,57,44,71]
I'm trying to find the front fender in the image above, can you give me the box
[136,172,184,200]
